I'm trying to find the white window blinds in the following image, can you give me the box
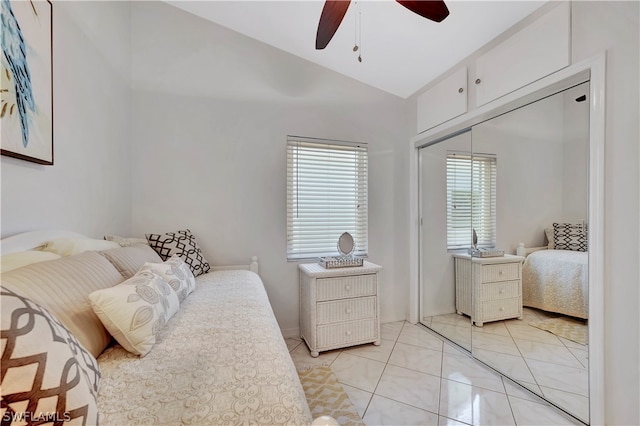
[446,152,497,250]
[287,136,368,260]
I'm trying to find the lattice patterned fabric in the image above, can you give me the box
[1,288,101,425]
[553,222,588,252]
[145,229,211,277]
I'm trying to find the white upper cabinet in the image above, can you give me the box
[474,2,570,107]
[417,67,467,134]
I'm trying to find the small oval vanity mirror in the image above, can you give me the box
[337,232,355,256]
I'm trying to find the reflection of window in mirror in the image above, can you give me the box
[446,151,497,250]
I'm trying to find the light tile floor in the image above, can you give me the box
[425,307,589,423]
[286,321,584,426]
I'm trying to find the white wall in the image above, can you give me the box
[129,2,410,335]
[473,87,586,253]
[0,1,132,239]
[561,84,589,223]
[571,2,640,424]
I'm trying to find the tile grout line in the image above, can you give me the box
[361,321,405,419]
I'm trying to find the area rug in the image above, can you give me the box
[298,366,365,426]
[529,317,588,345]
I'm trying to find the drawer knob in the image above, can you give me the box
[345,285,351,291]
[499,289,504,294]
[500,307,505,311]
[475,78,481,85]
[346,330,352,336]
[498,270,503,275]
[346,308,352,314]
[458,87,464,94]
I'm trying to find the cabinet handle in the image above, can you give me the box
[475,78,481,85]
[346,330,352,336]
[458,87,464,94]
[345,285,351,291]
[500,307,505,311]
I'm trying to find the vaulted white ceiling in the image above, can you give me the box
[166,1,547,99]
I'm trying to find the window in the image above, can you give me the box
[446,152,497,250]
[286,136,368,260]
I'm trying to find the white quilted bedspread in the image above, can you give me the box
[522,249,588,319]
[97,270,312,425]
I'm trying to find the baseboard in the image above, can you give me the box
[281,327,300,339]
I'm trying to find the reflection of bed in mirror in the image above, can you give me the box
[521,246,588,319]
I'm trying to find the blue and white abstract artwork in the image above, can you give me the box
[1,0,52,165]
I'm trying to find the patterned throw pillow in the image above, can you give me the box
[89,270,180,356]
[145,229,211,277]
[1,288,101,425]
[553,223,588,252]
[139,256,196,303]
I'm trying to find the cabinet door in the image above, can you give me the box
[417,67,467,133]
[474,2,570,107]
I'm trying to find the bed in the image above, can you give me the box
[1,230,313,425]
[521,247,588,319]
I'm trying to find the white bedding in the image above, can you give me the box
[522,249,588,319]
[97,270,312,425]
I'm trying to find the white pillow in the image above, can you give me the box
[544,227,555,249]
[0,250,61,273]
[89,270,179,356]
[139,255,196,303]
[41,238,120,257]
[104,235,149,247]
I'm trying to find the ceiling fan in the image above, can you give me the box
[316,0,450,50]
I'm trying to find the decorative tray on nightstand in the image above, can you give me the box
[318,256,363,269]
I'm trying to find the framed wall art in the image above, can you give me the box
[1,0,53,165]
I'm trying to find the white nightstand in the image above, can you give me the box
[299,261,382,357]
[453,253,525,327]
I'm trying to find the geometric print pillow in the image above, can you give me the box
[1,288,101,425]
[139,256,196,303]
[553,222,588,252]
[145,229,210,277]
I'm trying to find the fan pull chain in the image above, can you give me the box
[358,2,362,62]
[353,1,359,52]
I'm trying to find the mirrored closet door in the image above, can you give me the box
[419,81,590,423]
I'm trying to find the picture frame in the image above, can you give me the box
[1,0,53,165]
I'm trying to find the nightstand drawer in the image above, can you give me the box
[479,280,520,301]
[316,274,376,301]
[317,318,377,348]
[481,263,520,283]
[480,298,521,321]
[317,296,376,325]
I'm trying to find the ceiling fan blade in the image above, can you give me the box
[396,0,449,23]
[316,0,351,50]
